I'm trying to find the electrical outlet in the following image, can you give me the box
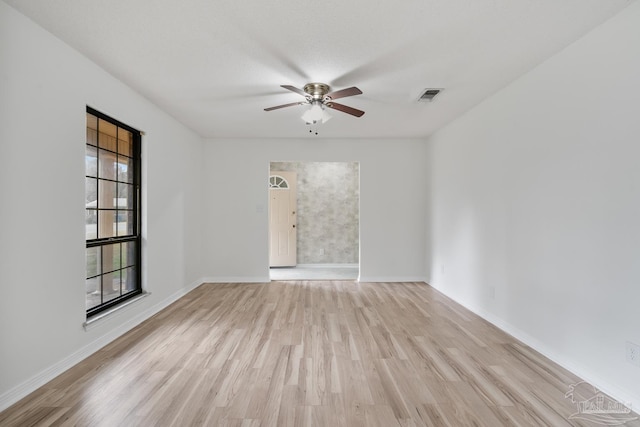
[626,341,640,367]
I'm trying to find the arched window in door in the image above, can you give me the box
[269,175,289,189]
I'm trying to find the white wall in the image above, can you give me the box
[426,1,640,408]
[0,2,204,409]
[202,139,428,283]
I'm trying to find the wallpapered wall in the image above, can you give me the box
[270,162,359,264]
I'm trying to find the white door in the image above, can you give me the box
[269,171,297,267]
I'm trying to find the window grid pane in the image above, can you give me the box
[86,145,97,176]
[86,277,101,310]
[86,210,97,240]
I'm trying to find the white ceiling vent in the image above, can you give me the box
[418,88,443,102]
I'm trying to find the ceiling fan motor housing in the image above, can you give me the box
[304,83,330,100]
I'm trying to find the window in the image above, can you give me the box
[269,175,289,189]
[85,107,142,317]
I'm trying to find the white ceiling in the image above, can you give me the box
[5,0,633,139]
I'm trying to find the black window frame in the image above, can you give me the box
[85,106,142,318]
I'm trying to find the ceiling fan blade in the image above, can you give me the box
[264,102,305,111]
[325,86,362,101]
[280,85,307,97]
[325,102,365,117]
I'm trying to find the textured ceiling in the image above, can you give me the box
[4,0,633,138]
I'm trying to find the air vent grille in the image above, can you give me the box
[418,88,443,102]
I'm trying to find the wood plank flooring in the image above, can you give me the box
[1,281,638,426]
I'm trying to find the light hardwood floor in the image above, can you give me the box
[1,281,638,426]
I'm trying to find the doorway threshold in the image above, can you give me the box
[270,264,359,281]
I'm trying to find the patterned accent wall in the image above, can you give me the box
[270,162,359,264]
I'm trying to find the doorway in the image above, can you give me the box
[268,162,360,281]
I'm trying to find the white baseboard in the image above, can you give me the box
[0,278,204,412]
[428,281,640,414]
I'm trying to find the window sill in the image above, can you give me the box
[83,292,151,331]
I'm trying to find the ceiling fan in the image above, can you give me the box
[264,83,365,123]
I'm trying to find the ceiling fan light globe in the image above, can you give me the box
[301,103,325,123]
[321,109,332,123]
[301,109,315,123]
